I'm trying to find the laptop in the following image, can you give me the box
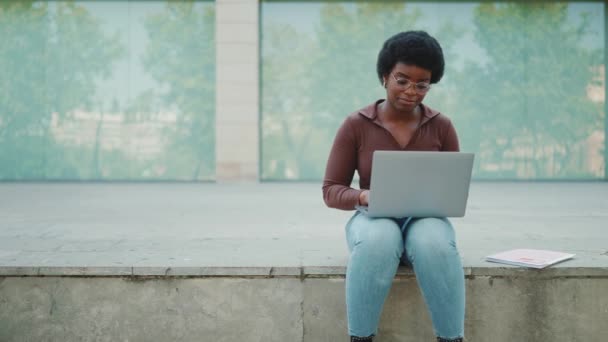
[355,151,474,218]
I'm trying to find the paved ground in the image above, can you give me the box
[0,182,607,275]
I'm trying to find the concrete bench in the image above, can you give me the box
[1,183,607,341]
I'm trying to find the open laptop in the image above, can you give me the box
[355,151,474,218]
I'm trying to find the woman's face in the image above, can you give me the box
[383,62,432,113]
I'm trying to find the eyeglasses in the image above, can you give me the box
[391,74,431,94]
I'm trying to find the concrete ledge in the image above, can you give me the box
[1,275,607,342]
[1,183,607,341]
[3,265,608,278]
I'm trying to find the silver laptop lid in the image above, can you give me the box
[367,151,474,218]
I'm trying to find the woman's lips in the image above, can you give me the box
[398,98,417,105]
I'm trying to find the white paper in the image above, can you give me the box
[485,249,575,269]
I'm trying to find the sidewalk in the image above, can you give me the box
[0,182,606,275]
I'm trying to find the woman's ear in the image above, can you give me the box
[382,78,386,88]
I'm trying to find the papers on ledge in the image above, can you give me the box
[485,249,575,269]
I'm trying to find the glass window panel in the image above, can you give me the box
[0,1,215,180]
[261,1,605,180]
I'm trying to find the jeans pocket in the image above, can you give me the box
[344,211,361,251]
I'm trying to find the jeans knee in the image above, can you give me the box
[405,218,458,261]
[352,219,403,258]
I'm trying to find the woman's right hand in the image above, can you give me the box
[359,190,370,206]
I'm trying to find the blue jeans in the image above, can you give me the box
[345,212,465,339]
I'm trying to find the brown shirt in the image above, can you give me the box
[322,99,460,210]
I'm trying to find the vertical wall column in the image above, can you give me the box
[605,3,608,180]
[215,0,259,181]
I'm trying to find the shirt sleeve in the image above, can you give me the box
[441,119,460,152]
[322,118,362,210]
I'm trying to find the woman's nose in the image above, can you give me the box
[403,84,418,95]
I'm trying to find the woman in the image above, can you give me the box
[322,31,465,342]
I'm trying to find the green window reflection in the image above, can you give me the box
[0,1,215,181]
[261,1,605,180]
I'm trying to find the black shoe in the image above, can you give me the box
[437,337,463,342]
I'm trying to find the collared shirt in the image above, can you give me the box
[322,99,460,210]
